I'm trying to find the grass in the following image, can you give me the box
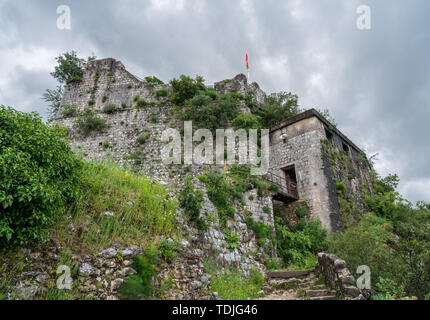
[205,261,264,300]
[51,160,179,252]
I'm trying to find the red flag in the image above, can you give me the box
[246,53,249,70]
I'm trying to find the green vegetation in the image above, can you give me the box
[205,262,264,300]
[198,171,236,225]
[43,52,96,120]
[53,160,178,251]
[224,230,240,250]
[137,134,150,145]
[252,92,300,128]
[186,92,241,131]
[179,176,205,228]
[155,88,168,98]
[231,113,262,131]
[102,104,118,114]
[145,76,164,85]
[61,104,78,117]
[0,106,82,248]
[274,206,328,269]
[246,217,273,247]
[170,75,205,106]
[157,240,179,263]
[133,94,147,109]
[119,249,157,300]
[74,109,109,136]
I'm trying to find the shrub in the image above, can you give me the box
[155,88,168,98]
[61,104,78,117]
[179,176,204,224]
[145,76,164,85]
[198,172,236,223]
[119,250,158,300]
[224,230,240,250]
[88,100,95,106]
[0,106,82,248]
[102,96,108,103]
[157,240,178,263]
[275,216,328,269]
[268,183,279,193]
[102,104,117,114]
[295,206,308,219]
[121,102,128,109]
[150,115,158,123]
[170,75,206,105]
[336,181,346,194]
[252,92,300,127]
[74,109,109,136]
[187,92,240,131]
[137,134,150,145]
[231,113,262,131]
[246,217,273,247]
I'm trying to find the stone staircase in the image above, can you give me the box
[258,269,337,300]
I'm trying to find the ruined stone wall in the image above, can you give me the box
[60,58,168,115]
[55,105,276,274]
[315,253,368,300]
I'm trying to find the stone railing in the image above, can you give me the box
[315,253,369,300]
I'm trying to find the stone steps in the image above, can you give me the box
[268,269,314,279]
[305,289,329,297]
[309,295,336,301]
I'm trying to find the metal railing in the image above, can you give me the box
[266,171,299,200]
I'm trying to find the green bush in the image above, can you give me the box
[61,104,78,117]
[0,106,82,248]
[187,92,241,131]
[119,250,158,300]
[268,184,279,193]
[102,104,117,114]
[155,88,168,98]
[157,240,178,263]
[137,134,150,145]
[74,109,109,136]
[275,216,328,269]
[170,75,206,106]
[179,176,204,225]
[336,181,346,194]
[145,76,164,85]
[88,100,95,106]
[252,92,300,127]
[198,172,236,223]
[231,113,262,131]
[102,96,108,103]
[224,230,240,250]
[150,115,158,123]
[246,218,273,247]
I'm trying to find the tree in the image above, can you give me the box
[51,51,86,85]
[42,86,63,120]
[43,51,95,120]
[253,92,301,128]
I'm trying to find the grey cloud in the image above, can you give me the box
[0,0,429,203]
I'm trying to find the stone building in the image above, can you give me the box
[268,109,372,233]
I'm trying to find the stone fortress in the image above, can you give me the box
[55,58,373,282]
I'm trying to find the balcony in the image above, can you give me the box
[266,171,299,201]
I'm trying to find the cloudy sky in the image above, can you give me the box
[0,0,429,203]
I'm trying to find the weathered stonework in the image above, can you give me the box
[315,252,368,300]
[56,58,372,268]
